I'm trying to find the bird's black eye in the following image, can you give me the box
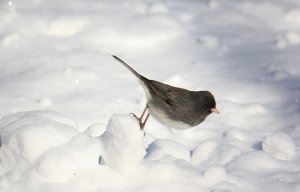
[205,103,209,107]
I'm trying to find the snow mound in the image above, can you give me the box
[0,111,78,165]
[85,122,107,137]
[145,139,190,162]
[262,132,296,160]
[192,140,217,165]
[36,134,103,182]
[100,114,146,174]
[202,166,227,186]
[0,110,79,184]
[218,144,242,165]
[227,151,293,172]
[192,141,241,170]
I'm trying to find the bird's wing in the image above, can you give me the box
[145,80,189,109]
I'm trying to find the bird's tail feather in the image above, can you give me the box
[112,55,143,79]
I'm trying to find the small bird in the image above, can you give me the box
[112,55,219,131]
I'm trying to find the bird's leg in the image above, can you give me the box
[139,113,149,136]
[140,113,149,129]
[139,105,148,120]
[138,105,148,130]
[130,105,149,134]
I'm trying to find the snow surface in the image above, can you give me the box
[0,0,300,191]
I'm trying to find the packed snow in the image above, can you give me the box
[0,0,300,191]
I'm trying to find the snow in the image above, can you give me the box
[0,111,78,164]
[36,133,103,182]
[262,132,297,160]
[100,114,145,174]
[145,139,190,162]
[0,0,300,191]
[203,166,227,186]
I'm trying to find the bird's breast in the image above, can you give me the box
[147,105,192,130]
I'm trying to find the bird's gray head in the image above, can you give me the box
[199,91,219,115]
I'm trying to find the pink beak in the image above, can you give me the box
[210,108,220,114]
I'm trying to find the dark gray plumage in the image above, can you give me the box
[112,55,219,130]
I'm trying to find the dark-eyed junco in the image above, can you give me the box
[112,55,219,131]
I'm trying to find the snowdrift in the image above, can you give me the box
[0,110,299,192]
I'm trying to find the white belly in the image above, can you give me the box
[148,105,192,130]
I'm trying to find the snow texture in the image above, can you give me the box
[262,132,297,160]
[0,0,300,192]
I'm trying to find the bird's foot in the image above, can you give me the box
[130,113,139,120]
[129,113,146,136]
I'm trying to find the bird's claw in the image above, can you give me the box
[129,113,146,135]
[130,113,139,120]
